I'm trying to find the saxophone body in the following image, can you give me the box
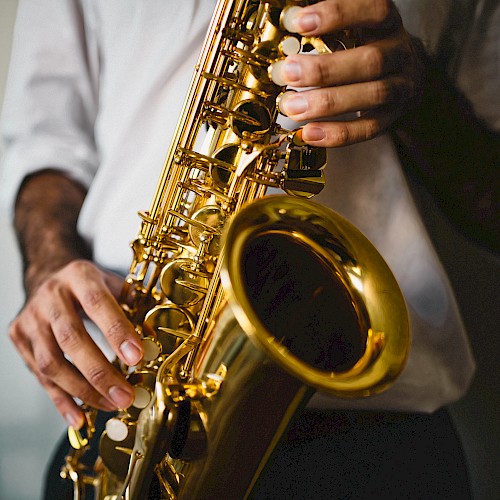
[61,1,410,498]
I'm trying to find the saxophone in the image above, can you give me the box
[61,1,410,498]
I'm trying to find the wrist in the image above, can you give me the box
[23,254,84,297]
[14,170,91,296]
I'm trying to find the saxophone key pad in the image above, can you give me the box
[105,418,129,442]
[141,337,162,362]
[133,385,152,409]
[280,35,301,56]
[280,5,302,33]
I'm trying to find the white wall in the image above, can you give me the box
[0,2,66,499]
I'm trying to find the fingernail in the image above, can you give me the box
[283,60,301,82]
[302,126,325,142]
[65,412,83,429]
[269,59,302,86]
[120,340,142,366]
[280,94,308,116]
[108,386,133,409]
[297,13,320,33]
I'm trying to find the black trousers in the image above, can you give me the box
[44,408,471,500]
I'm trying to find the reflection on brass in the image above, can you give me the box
[62,2,410,499]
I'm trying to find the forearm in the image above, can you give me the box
[14,170,92,296]
[393,42,499,254]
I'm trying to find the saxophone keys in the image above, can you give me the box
[100,420,137,481]
[137,210,157,225]
[190,205,226,256]
[105,418,130,442]
[144,304,195,352]
[160,259,209,306]
[67,407,96,449]
[280,5,303,33]
[128,370,156,409]
[288,143,327,171]
[268,58,287,86]
[231,100,272,139]
[130,237,147,263]
[281,168,326,198]
[133,386,152,409]
[140,337,163,362]
[279,35,301,56]
[279,134,328,198]
[67,426,89,450]
[204,372,225,396]
[211,144,239,188]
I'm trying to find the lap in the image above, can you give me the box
[44,408,470,499]
[250,408,471,499]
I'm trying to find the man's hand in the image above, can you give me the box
[10,172,143,429]
[9,260,143,430]
[270,0,425,146]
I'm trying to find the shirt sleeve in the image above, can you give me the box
[0,0,100,217]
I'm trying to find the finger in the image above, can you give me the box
[10,318,87,429]
[298,106,400,147]
[63,260,143,366]
[279,75,409,121]
[14,298,124,410]
[22,345,87,429]
[36,287,136,409]
[42,377,87,430]
[33,330,123,411]
[282,0,393,35]
[8,314,35,362]
[270,37,408,88]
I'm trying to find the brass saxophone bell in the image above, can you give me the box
[221,195,409,397]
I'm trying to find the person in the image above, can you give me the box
[1,0,497,498]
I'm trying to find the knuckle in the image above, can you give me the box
[325,1,344,27]
[316,58,334,87]
[8,322,20,342]
[55,321,81,351]
[364,119,381,140]
[38,276,59,295]
[51,394,68,409]
[48,305,63,323]
[320,89,339,116]
[76,385,96,404]
[373,0,391,22]
[24,299,43,322]
[34,371,50,387]
[67,259,93,275]
[106,318,128,344]
[37,352,60,378]
[332,124,350,146]
[363,45,385,77]
[81,287,107,310]
[86,365,109,388]
[371,80,390,105]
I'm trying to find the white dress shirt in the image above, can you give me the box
[2,0,485,412]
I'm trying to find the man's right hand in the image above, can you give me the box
[9,259,143,430]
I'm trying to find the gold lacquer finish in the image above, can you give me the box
[62,1,410,498]
[222,196,409,398]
